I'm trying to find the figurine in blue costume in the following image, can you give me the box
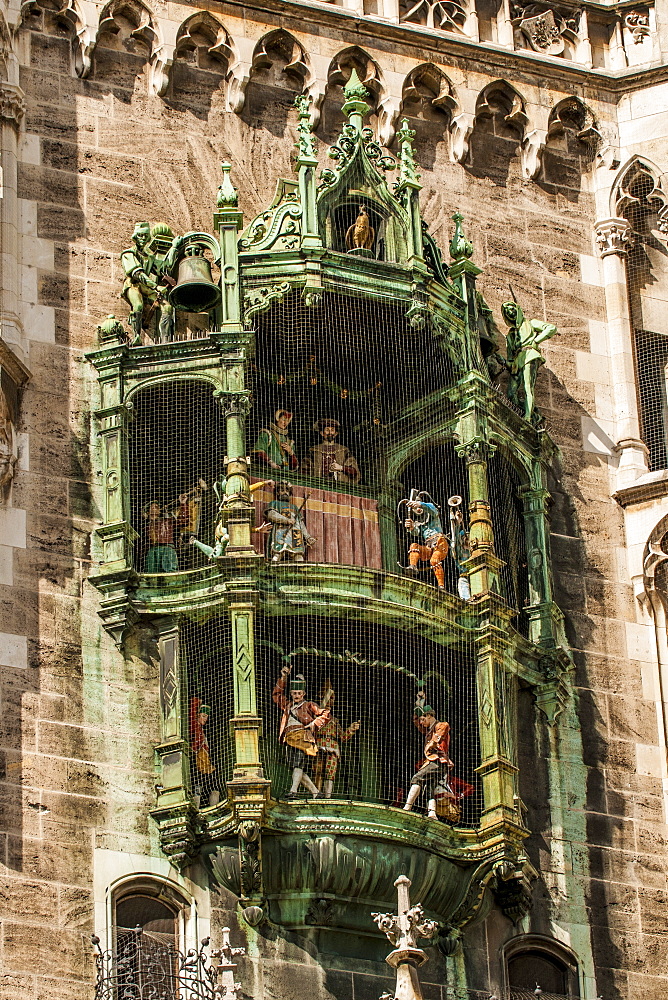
[265,481,315,563]
[401,490,448,590]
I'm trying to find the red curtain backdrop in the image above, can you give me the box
[251,482,382,570]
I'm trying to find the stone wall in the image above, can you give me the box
[0,1,667,997]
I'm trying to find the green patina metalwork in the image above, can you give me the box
[87,75,573,952]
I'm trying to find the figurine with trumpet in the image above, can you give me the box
[398,490,471,600]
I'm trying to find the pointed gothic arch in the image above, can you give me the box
[611,155,668,226]
[173,12,233,72]
[474,79,528,135]
[401,63,457,119]
[327,46,383,102]
[250,28,310,89]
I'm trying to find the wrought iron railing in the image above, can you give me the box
[92,929,218,1000]
[443,990,580,1000]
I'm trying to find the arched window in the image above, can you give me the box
[111,882,188,999]
[506,938,580,998]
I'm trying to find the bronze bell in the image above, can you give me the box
[170,247,221,313]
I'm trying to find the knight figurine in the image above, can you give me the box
[501,299,557,421]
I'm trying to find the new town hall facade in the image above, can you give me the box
[0,0,667,995]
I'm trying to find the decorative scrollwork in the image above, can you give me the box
[243,281,292,325]
[239,180,301,253]
[92,930,218,1000]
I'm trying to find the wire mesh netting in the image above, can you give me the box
[183,611,481,825]
[182,617,234,809]
[128,380,224,573]
[125,276,534,829]
[622,163,668,471]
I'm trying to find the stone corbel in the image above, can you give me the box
[227,59,250,114]
[0,82,25,127]
[378,93,402,147]
[304,76,326,128]
[521,127,547,181]
[534,646,573,724]
[594,217,633,257]
[449,111,474,164]
[148,16,183,97]
[491,856,537,922]
[59,0,95,77]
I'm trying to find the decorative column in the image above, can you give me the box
[576,8,593,67]
[87,324,140,645]
[217,389,256,557]
[395,119,424,268]
[372,876,439,1000]
[447,213,487,376]
[380,0,399,21]
[451,429,520,833]
[214,163,243,332]
[594,217,649,486]
[226,594,270,916]
[0,83,25,356]
[608,16,627,69]
[497,0,515,47]
[294,95,323,304]
[464,0,479,40]
[150,619,201,867]
[519,469,562,649]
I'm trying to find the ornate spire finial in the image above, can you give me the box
[217,163,239,208]
[344,67,369,102]
[212,927,246,1000]
[449,211,473,261]
[342,68,371,130]
[294,94,317,163]
[396,118,421,191]
[372,876,439,1000]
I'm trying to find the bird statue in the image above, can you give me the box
[346,205,375,251]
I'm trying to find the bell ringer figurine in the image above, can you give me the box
[400,490,449,590]
[121,221,183,345]
[273,664,330,799]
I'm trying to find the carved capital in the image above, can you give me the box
[456,438,495,464]
[216,391,252,420]
[595,217,633,257]
[0,83,25,127]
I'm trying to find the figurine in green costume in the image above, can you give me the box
[252,409,298,471]
[501,300,557,421]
